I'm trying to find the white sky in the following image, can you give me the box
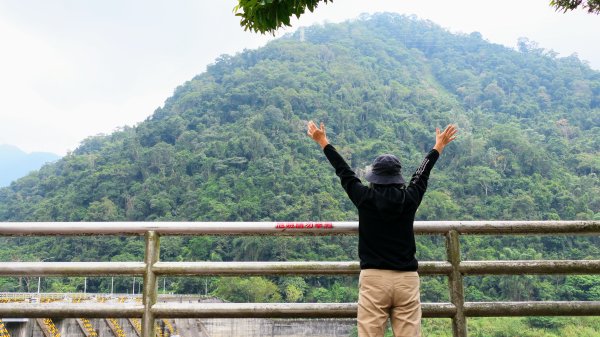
[0,0,598,155]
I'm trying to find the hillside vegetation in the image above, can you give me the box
[0,13,599,335]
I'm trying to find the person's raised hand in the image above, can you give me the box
[434,124,458,154]
[307,120,329,149]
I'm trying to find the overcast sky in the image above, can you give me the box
[0,0,598,155]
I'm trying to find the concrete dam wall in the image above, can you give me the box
[2,317,355,337]
[0,294,355,337]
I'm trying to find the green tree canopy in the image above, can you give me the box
[234,0,332,34]
[551,0,600,14]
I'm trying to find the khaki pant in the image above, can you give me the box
[358,269,421,337]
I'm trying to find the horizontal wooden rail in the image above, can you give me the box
[153,303,359,319]
[2,260,598,277]
[150,302,457,318]
[0,262,145,276]
[5,301,598,319]
[0,302,455,319]
[151,261,453,276]
[154,301,600,318]
[1,221,598,235]
[153,301,600,318]
[0,303,143,318]
[464,301,600,316]
[460,260,600,275]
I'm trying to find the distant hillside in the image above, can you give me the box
[0,144,60,187]
[1,13,598,222]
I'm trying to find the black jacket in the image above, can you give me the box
[323,144,439,271]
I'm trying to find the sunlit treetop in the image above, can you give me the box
[551,0,600,14]
[234,0,332,35]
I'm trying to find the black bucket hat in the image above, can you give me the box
[365,154,406,185]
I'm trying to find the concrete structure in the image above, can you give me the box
[1,307,355,337]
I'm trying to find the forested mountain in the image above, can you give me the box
[2,14,598,223]
[0,144,59,187]
[0,14,599,334]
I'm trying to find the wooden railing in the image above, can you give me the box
[0,221,599,337]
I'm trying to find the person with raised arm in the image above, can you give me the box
[307,120,457,337]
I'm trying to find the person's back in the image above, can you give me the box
[307,121,457,337]
[357,184,420,271]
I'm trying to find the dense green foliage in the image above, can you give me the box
[3,14,598,223]
[551,0,600,14]
[0,14,599,332]
[234,0,332,34]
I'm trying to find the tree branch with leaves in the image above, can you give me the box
[234,0,332,34]
[551,0,600,14]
